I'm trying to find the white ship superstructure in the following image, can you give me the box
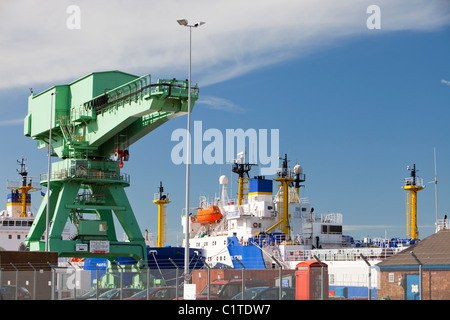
[0,158,40,251]
[182,153,416,296]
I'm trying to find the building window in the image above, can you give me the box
[8,235,12,239]
[388,273,395,283]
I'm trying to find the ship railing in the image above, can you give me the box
[436,218,450,232]
[6,180,42,189]
[301,212,343,224]
[282,247,399,262]
[404,177,424,187]
[154,192,169,201]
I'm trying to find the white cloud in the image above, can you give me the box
[442,79,450,86]
[0,0,449,91]
[197,96,246,113]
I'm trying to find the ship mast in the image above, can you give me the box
[153,181,170,248]
[7,158,41,217]
[232,151,255,205]
[403,164,424,239]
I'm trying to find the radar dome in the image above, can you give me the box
[219,175,228,185]
[293,164,302,175]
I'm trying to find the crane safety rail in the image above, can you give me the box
[40,169,130,184]
[78,75,199,117]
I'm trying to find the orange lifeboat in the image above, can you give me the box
[196,205,222,225]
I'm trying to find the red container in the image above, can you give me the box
[295,260,328,300]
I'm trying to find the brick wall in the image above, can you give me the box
[378,270,450,300]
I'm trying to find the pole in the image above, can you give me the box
[313,255,325,300]
[434,147,438,228]
[46,91,57,252]
[169,257,179,300]
[89,260,99,300]
[271,256,283,300]
[410,251,422,300]
[184,24,192,280]
[360,254,372,300]
[234,257,246,300]
[199,257,210,300]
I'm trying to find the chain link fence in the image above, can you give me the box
[0,260,378,300]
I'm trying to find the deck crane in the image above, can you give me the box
[24,71,198,263]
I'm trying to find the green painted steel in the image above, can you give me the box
[24,70,198,263]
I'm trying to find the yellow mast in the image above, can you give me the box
[7,158,41,217]
[153,181,170,248]
[232,152,254,206]
[402,164,424,239]
[274,154,294,237]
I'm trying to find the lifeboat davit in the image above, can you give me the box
[196,205,222,225]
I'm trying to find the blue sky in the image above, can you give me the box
[0,1,449,245]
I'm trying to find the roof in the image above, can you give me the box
[377,229,450,268]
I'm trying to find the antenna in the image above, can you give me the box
[432,148,438,229]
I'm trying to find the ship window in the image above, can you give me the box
[267,206,273,210]
[17,235,20,239]
[8,221,14,226]
[329,225,342,234]
[8,235,12,239]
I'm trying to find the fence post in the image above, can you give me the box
[10,263,18,300]
[89,260,99,300]
[410,251,423,300]
[28,262,37,300]
[360,254,372,300]
[169,257,179,300]
[199,257,211,300]
[234,257,246,300]
[114,260,124,300]
[313,255,325,300]
[47,262,55,300]
[271,256,283,300]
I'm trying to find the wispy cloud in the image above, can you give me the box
[0,0,449,90]
[441,79,450,86]
[197,96,246,113]
[0,118,23,127]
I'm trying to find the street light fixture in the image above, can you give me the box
[177,18,205,280]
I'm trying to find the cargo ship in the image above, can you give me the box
[182,153,416,298]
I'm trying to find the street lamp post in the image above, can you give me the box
[177,18,205,279]
[46,91,57,252]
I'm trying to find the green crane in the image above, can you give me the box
[24,70,197,264]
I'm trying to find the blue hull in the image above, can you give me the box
[227,237,266,269]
